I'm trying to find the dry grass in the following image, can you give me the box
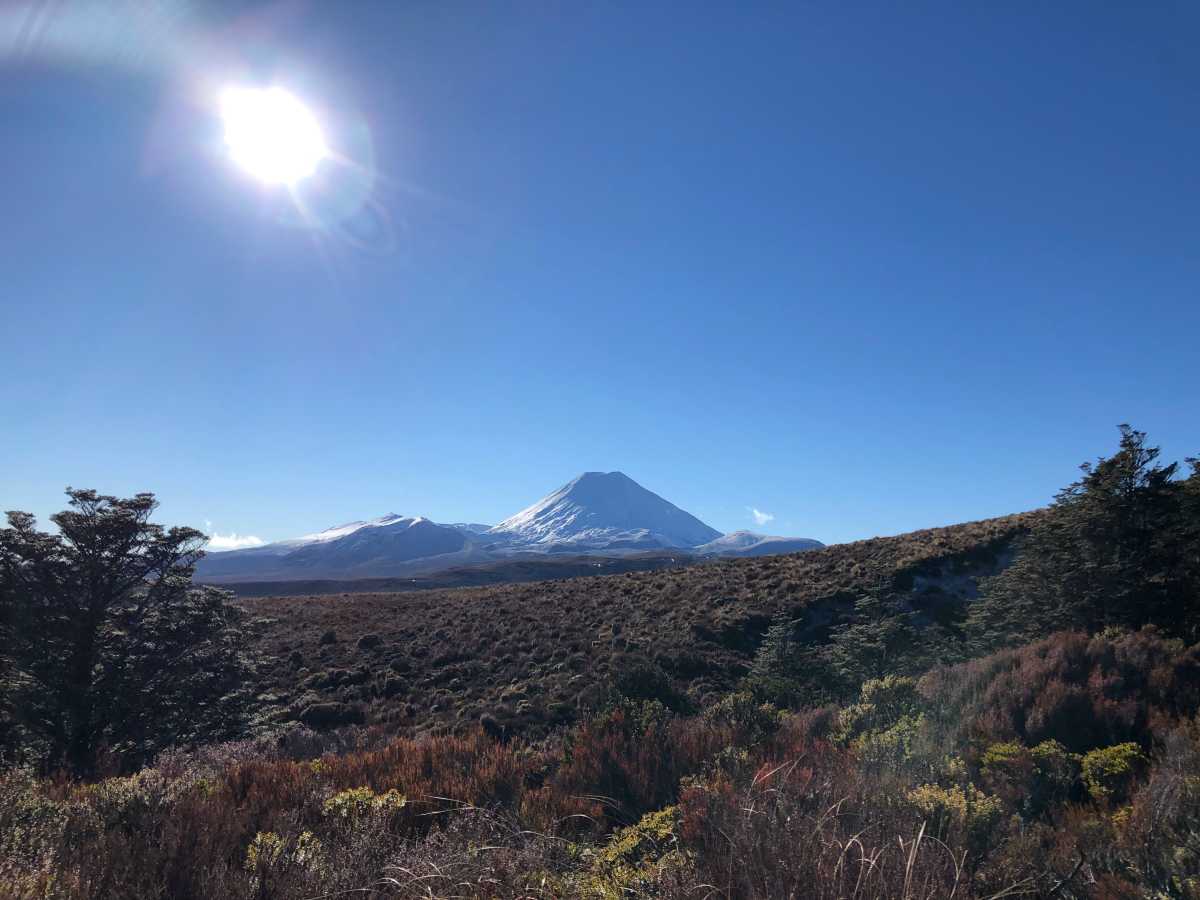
[243,512,1037,739]
[5,625,1198,899]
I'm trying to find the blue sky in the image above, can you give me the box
[3,1,1198,547]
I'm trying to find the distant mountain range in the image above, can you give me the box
[692,531,824,558]
[194,471,822,584]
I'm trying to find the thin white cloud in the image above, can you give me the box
[203,520,265,551]
[749,507,775,527]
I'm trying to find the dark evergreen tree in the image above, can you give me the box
[742,613,805,706]
[744,595,948,707]
[969,426,1200,648]
[0,489,258,775]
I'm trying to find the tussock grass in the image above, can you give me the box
[244,513,1036,741]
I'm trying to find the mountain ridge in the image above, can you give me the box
[195,471,821,583]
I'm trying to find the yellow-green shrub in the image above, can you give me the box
[321,786,407,822]
[1082,743,1146,802]
[587,806,683,897]
[907,782,1004,850]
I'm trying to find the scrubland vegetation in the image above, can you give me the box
[242,510,1033,738]
[3,426,1199,898]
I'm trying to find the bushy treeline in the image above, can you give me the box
[2,426,1199,898]
[744,426,1200,707]
[969,426,1200,646]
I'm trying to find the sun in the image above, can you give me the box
[219,86,328,185]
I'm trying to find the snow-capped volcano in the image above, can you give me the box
[488,471,721,550]
[194,474,821,586]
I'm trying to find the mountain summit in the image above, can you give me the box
[488,471,721,550]
[196,472,818,585]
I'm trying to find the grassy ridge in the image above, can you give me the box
[244,512,1036,737]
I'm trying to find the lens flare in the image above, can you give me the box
[219,85,327,185]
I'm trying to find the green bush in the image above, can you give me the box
[588,806,682,897]
[0,768,75,889]
[979,739,1082,817]
[703,691,782,743]
[611,661,692,713]
[321,786,407,828]
[1082,743,1147,802]
[1030,740,1081,804]
[833,676,937,775]
[244,830,326,894]
[836,675,923,744]
[907,782,1005,852]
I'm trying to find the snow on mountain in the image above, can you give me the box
[196,514,473,581]
[295,514,412,543]
[488,471,721,550]
[447,523,493,535]
[693,530,824,558]
[194,474,821,584]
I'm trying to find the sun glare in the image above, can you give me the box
[219,86,327,185]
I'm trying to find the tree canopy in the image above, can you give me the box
[0,489,258,775]
[968,426,1200,648]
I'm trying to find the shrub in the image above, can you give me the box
[1082,742,1147,802]
[611,661,692,713]
[383,807,573,898]
[920,629,1200,753]
[836,675,924,744]
[321,786,406,824]
[833,676,938,777]
[1030,740,1082,806]
[702,692,782,744]
[0,768,74,896]
[978,738,1084,819]
[555,702,731,825]
[1117,721,1200,895]
[979,741,1035,807]
[906,782,1005,854]
[588,806,682,895]
[675,742,976,898]
[298,702,364,730]
[853,712,928,774]
[244,830,326,896]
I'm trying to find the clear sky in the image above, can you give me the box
[3,1,1198,547]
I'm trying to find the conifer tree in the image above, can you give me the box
[969,426,1200,648]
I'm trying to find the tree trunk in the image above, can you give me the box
[64,602,102,776]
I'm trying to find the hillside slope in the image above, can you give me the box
[244,511,1037,736]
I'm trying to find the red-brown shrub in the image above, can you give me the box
[921,628,1200,753]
